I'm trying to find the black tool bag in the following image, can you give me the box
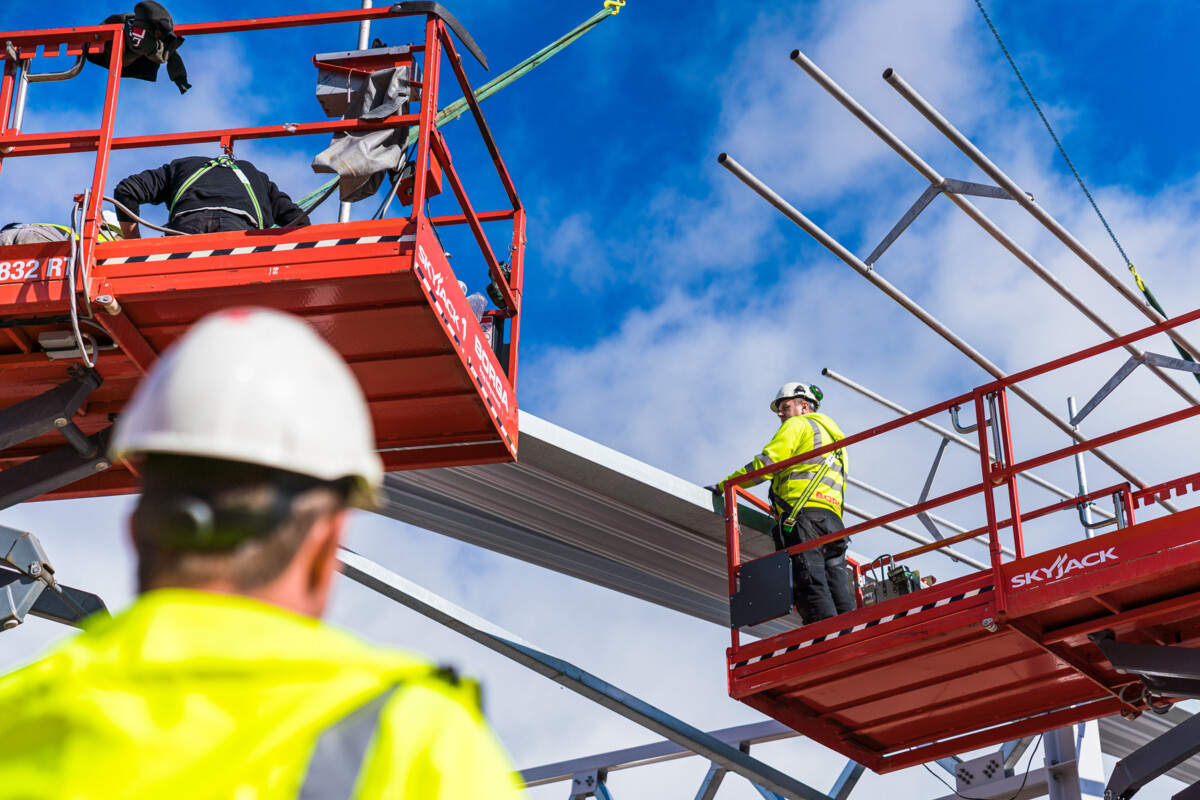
[85,2,191,94]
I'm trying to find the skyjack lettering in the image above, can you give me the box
[417,244,510,412]
[1009,547,1117,589]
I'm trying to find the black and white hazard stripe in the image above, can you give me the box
[732,585,993,669]
[96,234,414,265]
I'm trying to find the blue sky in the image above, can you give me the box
[1,1,1199,798]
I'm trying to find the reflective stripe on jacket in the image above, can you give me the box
[721,412,848,518]
[0,589,523,800]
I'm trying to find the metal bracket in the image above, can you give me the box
[916,437,950,543]
[949,403,990,434]
[864,178,1032,267]
[570,768,611,799]
[1072,352,1200,427]
[0,526,107,630]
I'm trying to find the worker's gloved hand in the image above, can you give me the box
[704,484,721,495]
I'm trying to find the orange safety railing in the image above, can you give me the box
[0,5,524,385]
[723,303,1200,655]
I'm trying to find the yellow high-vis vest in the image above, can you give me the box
[721,412,848,518]
[0,589,523,800]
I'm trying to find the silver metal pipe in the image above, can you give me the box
[788,50,1198,408]
[1068,396,1095,535]
[824,368,1115,521]
[843,503,988,570]
[357,0,374,49]
[338,0,374,225]
[847,476,1016,557]
[717,152,1175,511]
[882,67,1200,364]
[337,548,828,800]
[27,53,86,83]
[11,59,29,133]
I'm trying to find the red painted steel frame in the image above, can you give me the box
[0,7,527,498]
[724,307,1200,771]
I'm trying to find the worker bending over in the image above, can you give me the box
[0,308,522,799]
[114,155,310,237]
[712,382,854,624]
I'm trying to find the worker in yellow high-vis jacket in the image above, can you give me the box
[711,381,855,624]
[0,308,523,800]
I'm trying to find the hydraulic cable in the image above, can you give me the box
[103,196,184,236]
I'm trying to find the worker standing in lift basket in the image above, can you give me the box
[0,308,522,799]
[113,155,310,236]
[710,382,854,624]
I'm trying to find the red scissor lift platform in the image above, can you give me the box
[0,6,523,503]
[722,308,1200,772]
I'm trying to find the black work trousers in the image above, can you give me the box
[170,211,254,235]
[776,506,856,624]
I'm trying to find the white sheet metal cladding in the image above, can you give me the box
[378,411,799,636]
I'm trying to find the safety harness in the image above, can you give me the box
[169,156,264,229]
[776,415,847,538]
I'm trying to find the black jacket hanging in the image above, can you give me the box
[85,2,191,94]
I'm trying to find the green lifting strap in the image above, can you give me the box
[1128,263,1200,384]
[170,155,265,229]
[293,1,627,216]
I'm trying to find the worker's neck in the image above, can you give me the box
[186,574,329,619]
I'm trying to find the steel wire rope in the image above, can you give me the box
[974,0,1200,380]
[921,733,1043,800]
[66,196,95,369]
[103,196,184,236]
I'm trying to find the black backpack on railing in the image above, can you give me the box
[84,1,191,94]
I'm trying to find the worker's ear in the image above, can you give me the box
[306,506,348,599]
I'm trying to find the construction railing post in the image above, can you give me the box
[996,388,1025,559]
[974,391,1006,616]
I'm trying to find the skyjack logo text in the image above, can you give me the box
[1010,547,1117,589]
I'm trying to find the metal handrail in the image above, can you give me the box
[0,7,526,385]
[723,306,1200,649]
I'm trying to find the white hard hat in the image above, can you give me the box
[770,381,823,414]
[100,209,125,240]
[111,308,383,504]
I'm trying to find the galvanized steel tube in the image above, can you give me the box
[883,67,1200,365]
[717,152,1174,510]
[788,49,1197,408]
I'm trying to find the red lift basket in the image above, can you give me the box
[723,307,1200,773]
[0,6,525,503]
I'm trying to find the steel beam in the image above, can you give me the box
[1105,713,1200,800]
[335,549,830,800]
